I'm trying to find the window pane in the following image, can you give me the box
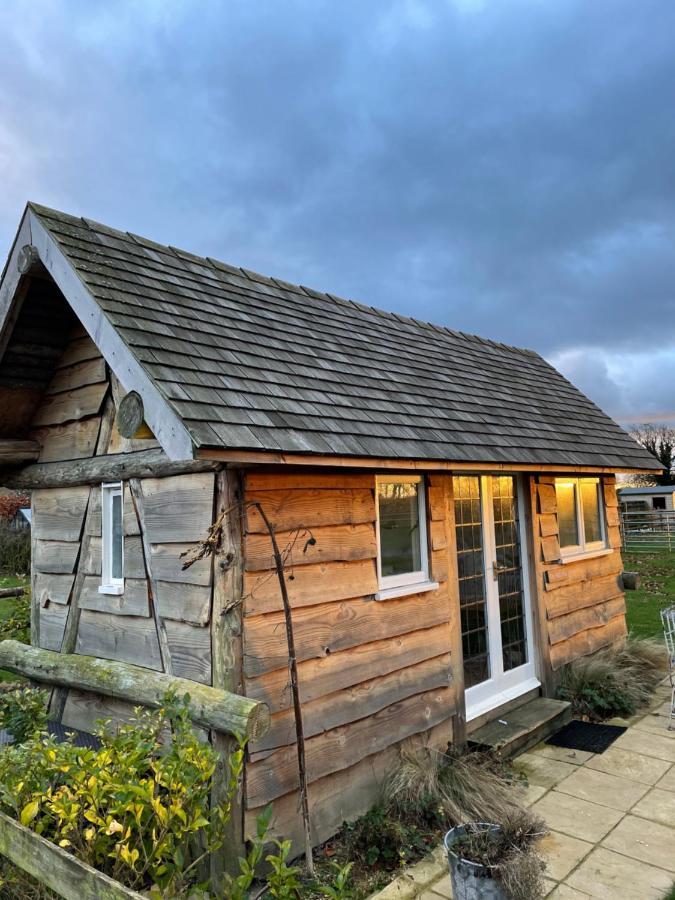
[378,481,422,577]
[555,480,579,548]
[491,476,528,672]
[111,492,123,579]
[580,479,602,544]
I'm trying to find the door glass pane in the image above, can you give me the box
[111,492,123,580]
[378,481,422,577]
[492,476,527,672]
[453,476,489,688]
[555,480,579,548]
[580,479,602,544]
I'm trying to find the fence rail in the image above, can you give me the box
[620,508,675,552]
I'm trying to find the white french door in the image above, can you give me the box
[452,475,539,722]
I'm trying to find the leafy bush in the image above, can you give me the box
[557,635,667,721]
[0,683,48,742]
[0,522,31,575]
[0,593,31,645]
[342,805,427,870]
[0,693,243,896]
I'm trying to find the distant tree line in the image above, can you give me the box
[628,423,675,486]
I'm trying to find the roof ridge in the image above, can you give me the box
[28,201,538,360]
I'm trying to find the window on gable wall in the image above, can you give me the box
[100,482,124,595]
[374,475,436,600]
[554,477,606,558]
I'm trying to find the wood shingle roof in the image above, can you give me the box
[25,202,660,471]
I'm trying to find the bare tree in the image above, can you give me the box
[626,423,675,486]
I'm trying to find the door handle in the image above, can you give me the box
[492,562,510,580]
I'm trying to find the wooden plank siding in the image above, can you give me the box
[529,474,627,673]
[241,469,458,844]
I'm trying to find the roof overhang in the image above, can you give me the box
[0,207,195,461]
[195,446,661,474]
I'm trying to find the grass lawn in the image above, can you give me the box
[623,549,675,638]
[0,573,30,682]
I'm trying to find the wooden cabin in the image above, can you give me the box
[0,203,661,852]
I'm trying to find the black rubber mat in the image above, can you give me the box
[0,721,100,749]
[546,719,626,754]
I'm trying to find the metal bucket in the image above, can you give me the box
[443,824,508,900]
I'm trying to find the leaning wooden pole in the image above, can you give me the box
[252,503,315,875]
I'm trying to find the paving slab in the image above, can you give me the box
[602,813,675,872]
[566,846,673,899]
[530,742,595,766]
[405,854,446,887]
[548,885,592,900]
[633,714,675,737]
[426,873,453,898]
[371,875,418,899]
[517,781,549,806]
[584,746,671,785]
[514,752,578,789]
[553,766,650,811]
[655,764,675,793]
[631,786,675,827]
[530,791,623,843]
[539,830,593,881]
[612,727,675,763]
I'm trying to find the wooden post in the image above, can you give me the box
[524,476,555,697]
[210,469,245,886]
[442,475,467,747]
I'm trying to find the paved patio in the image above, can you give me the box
[370,682,675,900]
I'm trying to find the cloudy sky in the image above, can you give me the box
[1,0,673,424]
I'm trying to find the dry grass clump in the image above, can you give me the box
[558,635,667,721]
[385,745,522,827]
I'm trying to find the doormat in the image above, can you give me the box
[546,720,627,754]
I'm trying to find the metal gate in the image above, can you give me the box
[620,509,675,552]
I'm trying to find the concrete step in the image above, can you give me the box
[469,696,572,759]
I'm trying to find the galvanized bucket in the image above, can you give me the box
[443,824,507,900]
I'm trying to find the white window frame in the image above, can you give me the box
[99,482,124,595]
[555,477,607,560]
[374,474,437,600]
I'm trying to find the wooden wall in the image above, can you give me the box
[28,325,216,729]
[530,474,626,673]
[240,471,460,849]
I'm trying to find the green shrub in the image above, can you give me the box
[0,593,31,644]
[0,683,48,742]
[0,523,31,575]
[557,635,667,721]
[342,805,427,870]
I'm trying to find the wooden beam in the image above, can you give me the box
[0,439,40,463]
[0,810,145,900]
[116,391,154,439]
[0,448,219,490]
[195,447,658,476]
[0,640,270,739]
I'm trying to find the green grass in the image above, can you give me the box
[0,574,30,682]
[624,550,675,638]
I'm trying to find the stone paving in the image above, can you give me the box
[370,683,675,900]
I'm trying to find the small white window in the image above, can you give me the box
[555,477,606,558]
[100,482,124,595]
[375,475,436,600]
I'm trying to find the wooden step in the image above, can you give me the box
[469,697,572,759]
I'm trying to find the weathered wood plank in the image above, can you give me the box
[34,573,76,605]
[32,487,90,541]
[34,540,80,575]
[75,610,163,671]
[244,588,451,677]
[245,471,374,491]
[0,440,40,463]
[2,449,218,491]
[245,623,453,713]
[62,688,139,734]
[150,543,212,586]
[56,334,101,368]
[549,615,627,670]
[548,596,626,645]
[545,573,625,619]
[140,473,215,543]
[155,580,212,625]
[540,534,561,563]
[164,620,211,684]
[33,417,102,463]
[32,381,108,427]
[245,488,375,533]
[246,685,453,805]
[39,604,69,651]
[245,522,377,572]
[525,475,556,698]
[46,357,106,395]
[604,480,618,508]
[605,506,620,528]
[544,551,622,589]
[0,640,268,739]
[78,575,150,617]
[0,810,146,900]
[539,514,558,538]
[537,482,557,514]
[243,558,377,616]
[430,519,447,551]
[81,535,145,579]
[251,652,452,755]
